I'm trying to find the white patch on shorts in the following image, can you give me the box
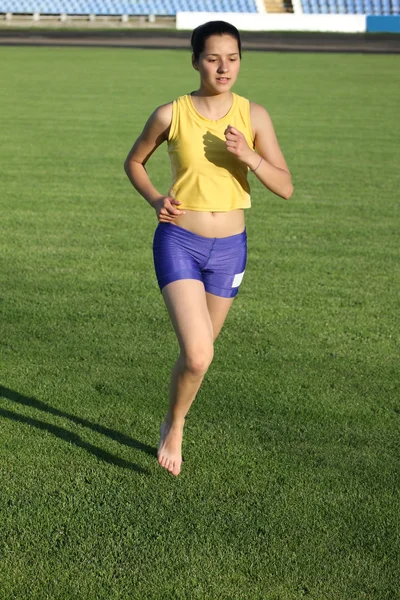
[232,271,245,288]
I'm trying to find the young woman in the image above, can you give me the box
[124,21,293,476]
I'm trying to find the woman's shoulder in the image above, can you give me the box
[151,95,191,126]
[233,92,250,106]
[249,101,274,133]
[249,101,270,119]
[152,101,174,129]
[234,94,269,117]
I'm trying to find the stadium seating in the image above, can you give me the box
[299,0,399,11]
[0,0,398,15]
[0,0,257,15]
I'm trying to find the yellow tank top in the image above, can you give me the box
[167,93,254,212]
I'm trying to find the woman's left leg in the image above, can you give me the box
[158,288,235,476]
[154,225,246,475]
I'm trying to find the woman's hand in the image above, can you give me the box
[224,125,254,166]
[153,196,185,223]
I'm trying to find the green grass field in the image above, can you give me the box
[1,46,399,599]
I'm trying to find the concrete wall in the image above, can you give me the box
[176,12,367,32]
[177,12,400,33]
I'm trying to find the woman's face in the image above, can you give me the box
[193,34,241,94]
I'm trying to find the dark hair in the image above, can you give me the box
[191,21,242,62]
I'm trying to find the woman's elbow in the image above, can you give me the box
[124,157,143,175]
[124,157,131,174]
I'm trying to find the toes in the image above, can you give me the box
[172,461,181,476]
[158,454,174,471]
[157,455,182,475]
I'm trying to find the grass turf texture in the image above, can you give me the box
[0,46,399,599]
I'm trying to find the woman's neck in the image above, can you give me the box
[190,90,234,121]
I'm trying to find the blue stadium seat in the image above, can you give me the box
[328,0,337,12]
[0,0,259,14]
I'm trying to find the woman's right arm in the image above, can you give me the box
[124,103,185,222]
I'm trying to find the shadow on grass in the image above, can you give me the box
[0,385,157,474]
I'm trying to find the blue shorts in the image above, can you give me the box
[153,223,247,298]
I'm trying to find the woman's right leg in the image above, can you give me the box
[158,278,215,476]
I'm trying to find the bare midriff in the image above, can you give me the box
[172,209,245,239]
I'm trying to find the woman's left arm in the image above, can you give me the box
[224,103,293,200]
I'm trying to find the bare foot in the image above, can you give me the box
[157,419,184,476]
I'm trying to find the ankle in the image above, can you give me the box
[165,415,185,429]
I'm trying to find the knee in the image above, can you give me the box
[184,346,214,377]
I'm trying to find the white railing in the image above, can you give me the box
[291,0,303,14]
[254,0,267,13]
